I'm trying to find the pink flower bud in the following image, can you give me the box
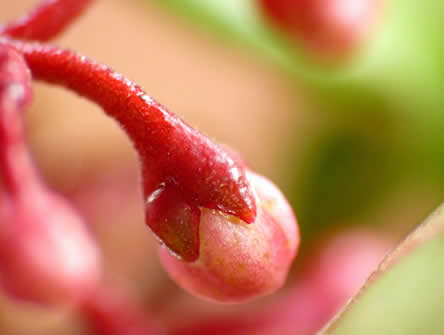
[0,186,101,305]
[259,0,382,60]
[159,171,299,303]
[308,229,391,311]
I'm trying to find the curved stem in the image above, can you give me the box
[0,37,257,261]
[0,46,102,307]
[0,46,36,195]
[0,0,95,42]
[0,93,36,195]
[0,0,96,193]
[81,286,162,335]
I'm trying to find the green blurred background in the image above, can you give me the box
[2,0,444,334]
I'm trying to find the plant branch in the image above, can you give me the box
[0,46,35,195]
[0,37,257,261]
[0,0,95,41]
[81,286,163,335]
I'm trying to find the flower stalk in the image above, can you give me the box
[0,0,299,305]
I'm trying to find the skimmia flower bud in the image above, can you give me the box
[0,0,299,303]
[0,39,257,263]
[259,0,381,60]
[0,39,299,301]
[160,171,299,302]
[0,46,101,305]
[0,187,101,305]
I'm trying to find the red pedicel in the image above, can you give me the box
[0,0,95,41]
[0,46,101,305]
[0,38,257,262]
[81,286,163,335]
[0,47,33,195]
[259,0,380,59]
[0,0,299,303]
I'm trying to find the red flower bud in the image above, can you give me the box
[259,0,381,60]
[0,7,299,302]
[160,171,299,302]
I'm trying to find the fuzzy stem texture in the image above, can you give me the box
[0,37,257,261]
[0,0,95,41]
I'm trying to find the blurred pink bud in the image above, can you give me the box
[159,171,299,303]
[264,229,392,335]
[259,0,382,60]
[308,229,391,313]
[0,185,101,305]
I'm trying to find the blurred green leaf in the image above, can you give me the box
[291,120,400,241]
[320,203,444,335]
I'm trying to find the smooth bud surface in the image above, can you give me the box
[0,186,101,305]
[160,171,299,303]
[260,0,381,60]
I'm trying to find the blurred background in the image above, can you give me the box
[1,0,444,334]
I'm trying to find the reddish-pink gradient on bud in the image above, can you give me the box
[159,171,299,303]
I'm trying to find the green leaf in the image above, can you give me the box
[291,123,400,241]
[320,203,444,335]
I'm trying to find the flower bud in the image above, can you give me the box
[0,186,101,305]
[259,0,381,60]
[159,171,299,303]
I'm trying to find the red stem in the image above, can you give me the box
[0,0,95,41]
[0,47,37,195]
[81,287,163,335]
[0,38,257,261]
[0,0,96,192]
